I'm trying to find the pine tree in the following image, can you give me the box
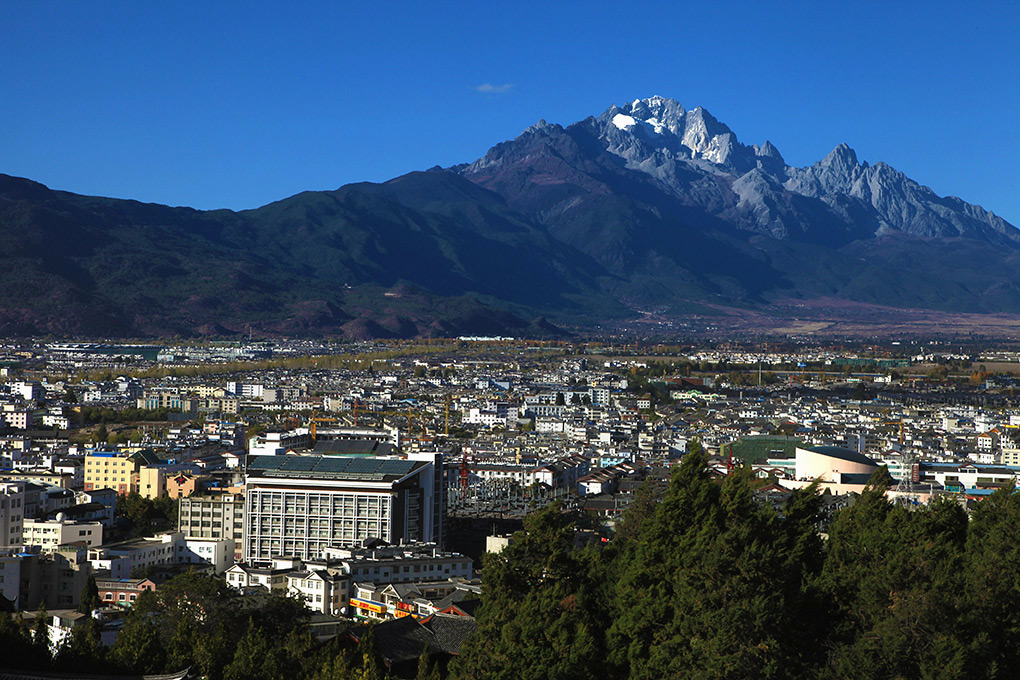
[110,615,166,674]
[415,644,432,680]
[223,625,282,680]
[964,482,1020,677]
[0,611,41,670]
[820,482,971,680]
[31,606,51,665]
[451,502,609,680]
[355,625,384,680]
[78,572,101,614]
[53,617,105,674]
[607,451,826,680]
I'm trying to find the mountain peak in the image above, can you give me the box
[820,142,859,170]
[523,118,557,135]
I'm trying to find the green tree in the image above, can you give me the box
[415,644,433,680]
[451,502,609,680]
[53,617,105,674]
[354,625,384,680]
[309,649,356,680]
[223,625,282,680]
[608,451,826,680]
[0,612,46,670]
[110,614,166,674]
[78,572,101,614]
[964,482,1020,677]
[820,483,971,680]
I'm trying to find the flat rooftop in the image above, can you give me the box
[247,454,424,482]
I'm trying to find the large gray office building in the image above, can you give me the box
[242,453,443,563]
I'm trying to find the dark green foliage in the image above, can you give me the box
[109,571,310,680]
[0,611,49,670]
[31,606,51,663]
[820,487,972,680]
[24,466,1020,680]
[53,617,106,674]
[964,483,1020,678]
[451,502,610,680]
[608,454,826,680]
[222,625,283,680]
[116,491,178,538]
[78,572,101,614]
[110,613,166,674]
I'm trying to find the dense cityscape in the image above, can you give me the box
[3,337,1020,677]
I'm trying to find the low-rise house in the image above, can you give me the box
[95,576,156,607]
[285,568,349,616]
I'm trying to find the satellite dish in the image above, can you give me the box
[55,512,66,522]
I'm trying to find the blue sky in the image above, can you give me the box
[3,1,1018,226]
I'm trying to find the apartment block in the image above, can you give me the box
[23,518,103,552]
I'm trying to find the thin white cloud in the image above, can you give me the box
[476,83,514,94]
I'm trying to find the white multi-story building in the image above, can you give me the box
[178,536,235,573]
[248,430,311,456]
[23,518,103,551]
[87,531,233,578]
[243,453,443,563]
[0,482,26,548]
[285,568,349,616]
[1,406,33,430]
[10,381,43,402]
[178,493,244,559]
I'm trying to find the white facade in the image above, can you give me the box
[87,532,182,579]
[243,455,438,563]
[0,482,25,548]
[286,569,349,615]
[23,519,103,552]
[179,537,235,573]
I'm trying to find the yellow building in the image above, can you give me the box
[138,466,167,500]
[84,450,160,496]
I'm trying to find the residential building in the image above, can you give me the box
[84,450,160,495]
[23,518,103,552]
[321,543,473,585]
[0,481,26,548]
[285,568,349,616]
[3,545,92,610]
[178,493,245,559]
[95,576,156,607]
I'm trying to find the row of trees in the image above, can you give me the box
[450,452,1020,680]
[0,572,401,680]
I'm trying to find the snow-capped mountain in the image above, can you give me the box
[462,95,1015,248]
[2,95,1019,338]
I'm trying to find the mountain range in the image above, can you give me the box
[2,95,1018,339]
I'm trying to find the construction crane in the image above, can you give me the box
[309,414,340,442]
